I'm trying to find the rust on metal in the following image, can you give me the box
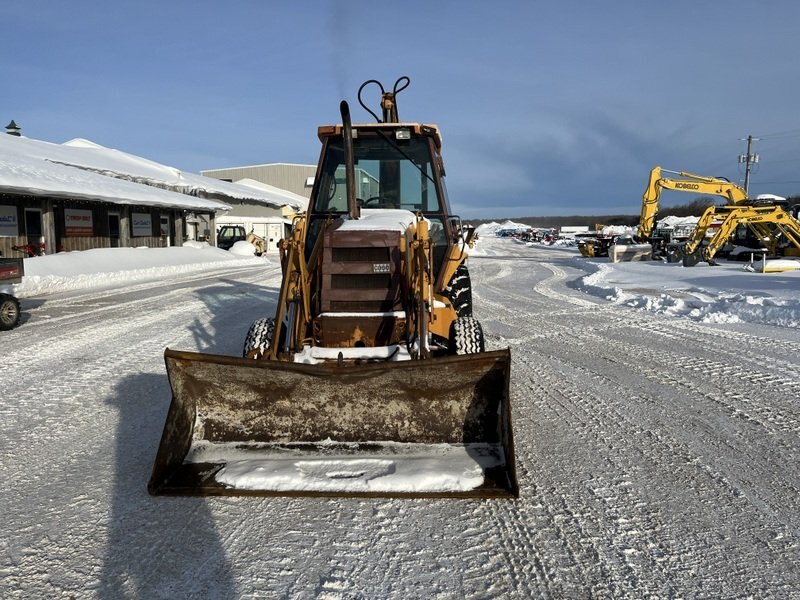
[149,348,517,498]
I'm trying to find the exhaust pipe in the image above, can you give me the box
[341,100,359,221]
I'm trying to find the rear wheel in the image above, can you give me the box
[445,264,473,317]
[0,294,20,331]
[448,316,485,355]
[243,318,275,358]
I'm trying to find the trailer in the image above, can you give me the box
[0,257,23,330]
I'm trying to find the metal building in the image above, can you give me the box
[201,163,316,199]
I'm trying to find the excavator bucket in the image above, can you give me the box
[149,348,518,498]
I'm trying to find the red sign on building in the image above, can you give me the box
[65,209,94,236]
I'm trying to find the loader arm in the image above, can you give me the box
[268,215,315,359]
[403,214,470,346]
[404,215,435,358]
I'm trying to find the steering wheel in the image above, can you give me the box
[359,196,384,207]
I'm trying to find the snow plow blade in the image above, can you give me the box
[609,243,653,263]
[149,348,518,498]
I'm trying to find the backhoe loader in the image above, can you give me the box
[149,78,518,498]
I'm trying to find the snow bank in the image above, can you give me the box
[229,240,258,256]
[488,235,800,328]
[572,255,800,327]
[339,209,418,232]
[8,245,266,297]
[476,220,529,237]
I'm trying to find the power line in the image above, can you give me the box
[751,128,800,140]
[750,180,800,185]
[757,157,799,165]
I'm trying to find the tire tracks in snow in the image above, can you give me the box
[0,265,280,479]
[466,242,800,597]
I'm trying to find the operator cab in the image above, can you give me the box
[306,123,457,276]
[312,125,445,214]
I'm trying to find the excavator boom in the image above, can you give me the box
[638,166,748,241]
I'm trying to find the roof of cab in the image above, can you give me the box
[317,123,442,148]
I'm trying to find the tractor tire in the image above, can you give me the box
[445,264,473,317]
[243,317,275,358]
[448,316,485,355]
[0,294,21,331]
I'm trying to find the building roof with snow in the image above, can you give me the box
[232,177,309,211]
[0,134,305,212]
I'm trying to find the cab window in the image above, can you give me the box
[313,134,441,214]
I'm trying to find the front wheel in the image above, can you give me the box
[448,316,485,355]
[0,294,21,331]
[243,317,275,358]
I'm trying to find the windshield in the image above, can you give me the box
[218,226,243,240]
[312,134,442,214]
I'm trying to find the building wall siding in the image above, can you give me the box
[0,193,208,255]
[224,201,284,219]
[201,164,316,198]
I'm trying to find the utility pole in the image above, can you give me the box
[738,135,760,195]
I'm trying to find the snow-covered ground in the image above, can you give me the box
[8,230,800,331]
[2,235,799,598]
[574,252,800,327]
[2,242,265,298]
[475,220,800,328]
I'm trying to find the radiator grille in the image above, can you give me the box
[332,247,390,262]
[330,300,398,312]
[331,274,392,289]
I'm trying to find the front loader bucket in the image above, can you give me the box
[149,348,517,498]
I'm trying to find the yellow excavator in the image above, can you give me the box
[149,78,518,499]
[681,203,800,266]
[638,167,800,266]
[638,167,748,241]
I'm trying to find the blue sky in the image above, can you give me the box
[4,1,800,219]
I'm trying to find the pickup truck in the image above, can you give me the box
[0,257,23,330]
